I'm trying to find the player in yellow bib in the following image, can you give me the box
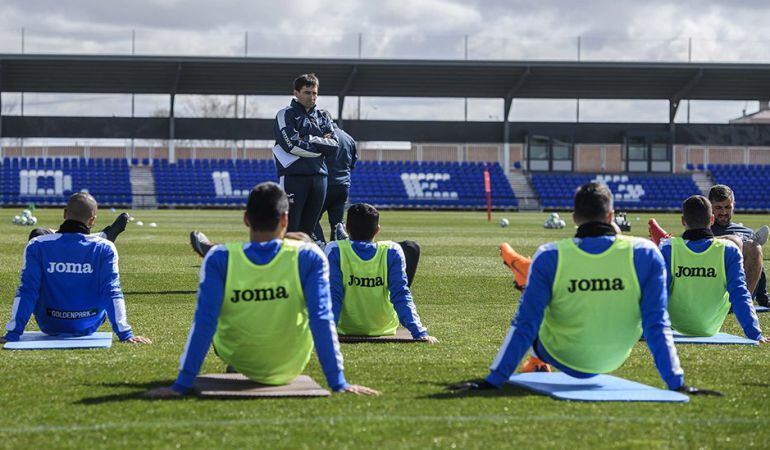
[324,203,438,342]
[450,182,719,396]
[146,182,378,397]
[660,195,764,341]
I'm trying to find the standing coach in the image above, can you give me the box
[272,73,339,236]
[314,122,358,243]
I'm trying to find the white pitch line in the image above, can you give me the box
[0,414,755,435]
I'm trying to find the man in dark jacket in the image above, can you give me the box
[313,123,357,243]
[272,73,339,236]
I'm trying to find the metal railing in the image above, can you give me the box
[3,28,770,63]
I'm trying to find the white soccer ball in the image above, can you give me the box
[19,216,29,226]
[128,216,135,222]
[136,221,144,226]
[29,216,38,226]
[12,215,20,225]
[21,209,32,218]
[499,218,510,228]
[557,219,566,228]
[148,222,157,228]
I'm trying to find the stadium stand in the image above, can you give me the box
[350,160,517,209]
[0,157,132,206]
[153,158,277,206]
[532,173,700,210]
[709,164,770,211]
[151,159,517,209]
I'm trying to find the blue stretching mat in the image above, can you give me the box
[672,331,757,345]
[3,331,113,350]
[507,372,689,402]
[756,306,769,313]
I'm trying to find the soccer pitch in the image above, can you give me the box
[0,208,768,449]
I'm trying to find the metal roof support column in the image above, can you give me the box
[669,69,703,123]
[503,97,512,178]
[337,65,358,128]
[169,63,182,163]
[0,63,3,158]
[502,68,530,177]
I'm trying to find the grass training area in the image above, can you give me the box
[1,208,768,449]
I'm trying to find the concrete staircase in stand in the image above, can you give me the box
[130,165,157,209]
[692,171,715,196]
[508,171,540,210]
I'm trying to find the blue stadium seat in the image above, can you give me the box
[530,172,700,211]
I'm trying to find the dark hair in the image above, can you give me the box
[293,73,319,92]
[708,184,734,203]
[65,192,97,224]
[346,203,379,241]
[573,182,613,222]
[682,195,712,228]
[246,182,289,231]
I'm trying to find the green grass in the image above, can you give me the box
[0,208,769,449]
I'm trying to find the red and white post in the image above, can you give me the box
[483,163,492,222]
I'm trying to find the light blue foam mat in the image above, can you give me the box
[3,331,113,350]
[507,372,689,402]
[672,331,757,345]
[756,306,769,313]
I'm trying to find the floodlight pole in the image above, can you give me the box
[357,33,362,120]
[242,31,248,154]
[687,37,692,123]
[20,27,25,154]
[576,36,581,123]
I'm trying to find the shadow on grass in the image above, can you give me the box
[76,380,177,405]
[422,382,533,400]
[123,290,197,296]
[741,382,770,388]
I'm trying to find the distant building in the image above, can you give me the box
[730,101,770,124]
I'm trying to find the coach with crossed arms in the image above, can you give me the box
[272,73,339,236]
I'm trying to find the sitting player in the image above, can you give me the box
[145,183,378,398]
[660,195,764,340]
[323,203,437,342]
[450,182,717,395]
[1,193,149,344]
[28,211,129,243]
[650,184,769,306]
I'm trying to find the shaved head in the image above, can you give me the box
[64,192,98,225]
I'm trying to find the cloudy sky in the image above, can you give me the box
[2,0,769,134]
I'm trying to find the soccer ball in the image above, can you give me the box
[21,209,32,218]
[148,222,157,228]
[29,216,37,226]
[19,215,29,226]
[136,221,144,226]
[544,213,566,229]
[12,215,20,225]
[499,218,510,228]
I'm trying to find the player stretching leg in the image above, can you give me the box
[449,183,719,396]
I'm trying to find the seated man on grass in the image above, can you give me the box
[323,203,437,342]
[660,195,764,341]
[145,182,378,398]
[450,182,716,395]
[1,193,149,344]
[650,184,769,306]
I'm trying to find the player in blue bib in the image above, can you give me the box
[145,182,378,398]
[324,203,438,342]
[2,193,149,344]
[659,195,764,340]
[650,184,769,306]
[449,183,719,396]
